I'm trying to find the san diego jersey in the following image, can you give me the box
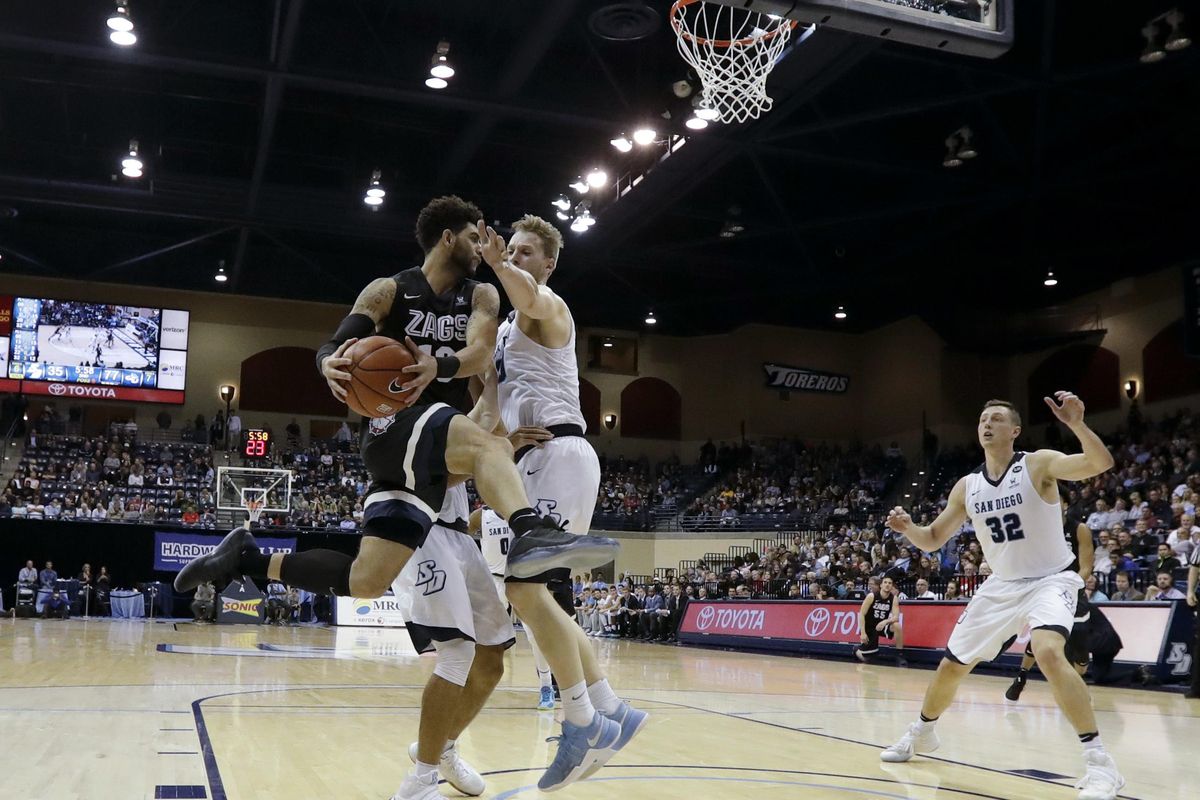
[965,452,1073,580]
[479,508,512,576]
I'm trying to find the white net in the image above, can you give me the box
[217,467,292,528]
[671,0,800,124]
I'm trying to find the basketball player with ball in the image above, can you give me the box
[174,196,619,797]
[879,393,1125,800]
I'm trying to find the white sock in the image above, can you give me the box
[587,678,622,716]
[914,718,936,734]
[1081,735,1104,753]
[562,680,596,726]
[526,626,554,689]
[414,761,438,780]
[442,739,456,756]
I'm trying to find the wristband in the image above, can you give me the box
[436,355,461,379]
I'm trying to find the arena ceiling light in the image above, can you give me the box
[214,260,228,283]
[585,167,608,188]
[551,194,571,211]
[569,176,589,194]
[555,210,570,221]
[1043,270,1058,287]
[834,305,847,320]
[632,126,658,146]
[1140,23,1167,63]
[610,133,633,153]
[943,127,976,167]
[685,114,709,130]
[107,1,137,46]
[363,169,385,208]
[644,310,657,325]
[1165,9,1191,50]
[430,41,455,79]
[693,98,720,122]
[120,139,143,178]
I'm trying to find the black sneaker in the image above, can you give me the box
[1005,674,1027,702]
[506,518,619,578]
[174,526,258,592]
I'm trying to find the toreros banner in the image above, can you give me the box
[762,363,849,394]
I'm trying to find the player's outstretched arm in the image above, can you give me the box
[887,477,969,554]
[478,221,567,321]
[1030,390,1115,481]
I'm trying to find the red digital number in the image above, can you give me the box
[246,440,266,457]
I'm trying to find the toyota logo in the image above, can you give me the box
[696,605,716,631]
[48,383,67,396]
[804,607,831,637]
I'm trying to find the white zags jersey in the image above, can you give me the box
[964,452,1073,581]
[494,311,585,432]
[480,508,513,576]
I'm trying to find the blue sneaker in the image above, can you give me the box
[582,701,649,778]
[538,686,555,711]
[537,712,621,792]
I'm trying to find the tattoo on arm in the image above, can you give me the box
[350,277,396,325]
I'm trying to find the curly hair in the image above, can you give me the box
[415,195,483,254]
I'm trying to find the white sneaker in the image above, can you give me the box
[879,722,940,763]
[1075,749,1125,800]
[407,741,485,796]
[390,770,440,800]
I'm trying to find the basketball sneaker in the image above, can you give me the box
[389,769,441,800]
[406,741,484,796]
[537,711,621,792]
[879,721,940,762]
[1005,673,1027,702]
[538,686,556,711]
[507,519,619,578]
[173,526,257,592]
[581,700,649,779]
[1074,749,1125,800]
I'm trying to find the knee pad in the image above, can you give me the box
[432,638,476,687]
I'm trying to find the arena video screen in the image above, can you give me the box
[6,297,189,403]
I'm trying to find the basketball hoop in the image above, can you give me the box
[670,0,801,124]
[243,493,265,529]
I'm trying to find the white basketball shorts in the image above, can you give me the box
[391,524,516,653]
[945,570,1083,665]
[518,435,601,535]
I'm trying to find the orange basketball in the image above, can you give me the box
[342,336,419,418]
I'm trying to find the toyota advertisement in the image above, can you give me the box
[678,599,1195,678]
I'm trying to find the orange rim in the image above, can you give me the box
[670,0,798,48]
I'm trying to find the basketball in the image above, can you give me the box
[342,336,419,418]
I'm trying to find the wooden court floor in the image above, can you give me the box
[0,618,1192,800]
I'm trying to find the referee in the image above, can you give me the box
[1187,544,1200,699]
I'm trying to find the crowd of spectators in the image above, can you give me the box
[679,438,901,530]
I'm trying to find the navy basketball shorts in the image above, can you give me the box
[359,402,461,550]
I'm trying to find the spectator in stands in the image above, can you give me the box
[1084,574,1109,603]
[638,585,665,640]
[226,409,242,448]
[943,579,961,601]
[1110,571,1144,601]
[39,561,57,588]
[912,578,937,599]
[286,419,302,448]
[42,588,69,619]
[192,582,215,623]
[156,409,172,430]
[1145,571,1185,601]
[1152,543,1182,575]
[335,421,353,445]
[1167,515,1199,561]
[663,584,684,641]
[209,411,224,446]
[18,560,37,585]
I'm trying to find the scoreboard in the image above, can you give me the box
[243,429,272,459]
